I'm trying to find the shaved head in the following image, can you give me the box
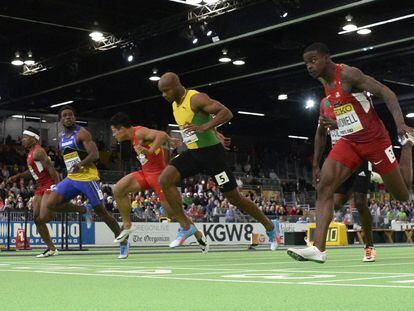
[158,72,185,103]
[158,72,182,89]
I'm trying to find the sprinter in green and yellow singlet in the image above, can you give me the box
[158,72,280,250]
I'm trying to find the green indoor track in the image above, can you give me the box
[1,245,413,311]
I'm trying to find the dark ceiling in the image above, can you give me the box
[0,0,414,144]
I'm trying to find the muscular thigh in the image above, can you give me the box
[117,172,143,194]
[319,158,355,193]
[32,195,42,218]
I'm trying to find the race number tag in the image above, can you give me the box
[329,129,341,146]
[28,165,38,180]
[334,104,363,136]
[215,171,229,186]
[63,151,81,172]
[137,153,148,166]
[385,145,396,163]
[180,130,198,146]
[97,188,104,200]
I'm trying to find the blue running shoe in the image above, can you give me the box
[83,204,93,229]
[169,225,197,248]
[118,242,130,259]
[266,219,281,251]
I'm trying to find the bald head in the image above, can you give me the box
[158,72,185,103]
[158,72,181,88]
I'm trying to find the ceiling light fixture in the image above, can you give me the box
[357,28,371,35]
[305,99,315,109]
[24,50,35,66]
[342,14,357,31]
[11,51,24,66]
[219,49,232,63]
[278,94,288,100]
[89,31,104,42]
[149,68,161,81]
[232,59,245,66]
[50,100,74,108]
[288,135,309,140]
[406,113,414,118]
[237,111,265,117]
[339,13,414,34]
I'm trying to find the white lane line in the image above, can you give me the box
[0,257,412,273]
[392,280,414,283]
[1,269,414,289]
[310,274,414,283]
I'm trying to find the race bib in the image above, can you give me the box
[63,151,81,172]
[334,104,363,136]
[215,171,229,186]
[180,130,198,146]
[28,165,38,180]
[329,129,341,146]
[137,153,148,166]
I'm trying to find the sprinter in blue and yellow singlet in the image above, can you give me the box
[158,72,280,250]
[46,105,130,259]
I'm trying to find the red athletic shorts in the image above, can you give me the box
[133,170,165,201]
[35,182,54,196]
[328,136,398,175]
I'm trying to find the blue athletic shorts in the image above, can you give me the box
[53,178,104,207]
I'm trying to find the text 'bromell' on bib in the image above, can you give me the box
[333,103,364,136]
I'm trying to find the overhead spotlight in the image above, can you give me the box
[185,25,199,44]
[89,31,104,42]
[273,1,288,18]
[219,49,232,63]
[232,59,245,66]
[278,94,288,100]
[305,99,315,109]
[149,68,160,81]
[186,0,202,4]
[200,21,213,37]
[406,113,414,118]
[357,28,371,35]
[342,15,357,31]
[24,50,35,66]
[11,51,24,66]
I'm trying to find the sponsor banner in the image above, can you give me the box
[94,222,310,246]
[0,221,95,246]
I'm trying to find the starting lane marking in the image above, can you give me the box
[98,269,172,274]
[222,273,337,280]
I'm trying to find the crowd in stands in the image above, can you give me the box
[1,140,414,228]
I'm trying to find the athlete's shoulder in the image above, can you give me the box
[340,64,363,83]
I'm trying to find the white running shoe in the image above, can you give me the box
[36,249,59,258]
[287,246,326,263]
[363,246,376,262]
[114,226,135,243]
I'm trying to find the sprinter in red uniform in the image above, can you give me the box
[8,127,61,258]
[109,112,209,252]
[288,42,414,263]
